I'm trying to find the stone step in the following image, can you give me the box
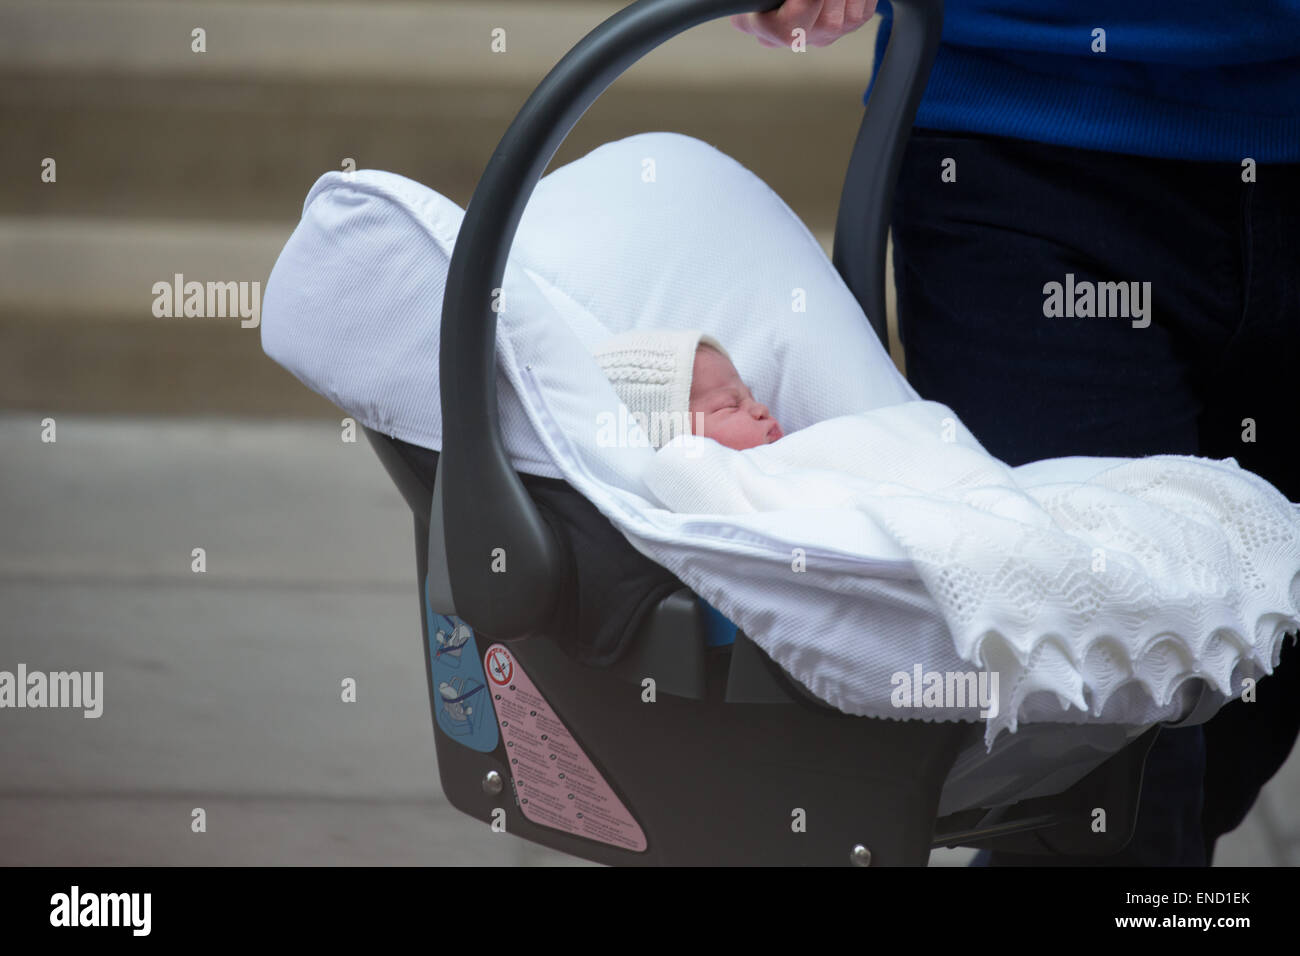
[1,0,879,223]
[1,0,873,87]
[0,217,873,418]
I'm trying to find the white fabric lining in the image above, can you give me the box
[260,133,1296,756]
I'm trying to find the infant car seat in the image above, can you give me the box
[355,0,1174,865]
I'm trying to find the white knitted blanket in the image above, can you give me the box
[644,401,1300,744]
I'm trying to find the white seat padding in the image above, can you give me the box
[264,134,1284,760]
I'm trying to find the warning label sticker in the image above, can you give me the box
[484,643,647,853]
[485,646,513,686]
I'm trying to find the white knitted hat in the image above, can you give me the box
[591,329,730,449]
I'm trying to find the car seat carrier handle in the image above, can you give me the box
[437,0,943,640]
[834,0,943,343]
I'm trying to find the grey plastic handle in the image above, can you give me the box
[834,0,943,342]
[438,0,943,640]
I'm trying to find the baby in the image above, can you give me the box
[592,329,783,450]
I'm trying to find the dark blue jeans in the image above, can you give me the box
[891,129,1300,866]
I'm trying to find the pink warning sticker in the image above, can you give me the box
[485,643,647,852]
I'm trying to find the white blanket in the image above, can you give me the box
[261,136,1295,761]
[643,401,1300,745]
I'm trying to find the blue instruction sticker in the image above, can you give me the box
[426,578,498,753]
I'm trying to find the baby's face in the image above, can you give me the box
[689,346,784,450]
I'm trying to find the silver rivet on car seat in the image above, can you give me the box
[483,770,504,795]
[850,845,872,867]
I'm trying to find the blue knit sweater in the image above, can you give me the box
[868,1,1300,161]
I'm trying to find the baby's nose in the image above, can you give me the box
[751,402,770,419]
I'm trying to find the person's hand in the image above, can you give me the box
[730,0,877,49]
